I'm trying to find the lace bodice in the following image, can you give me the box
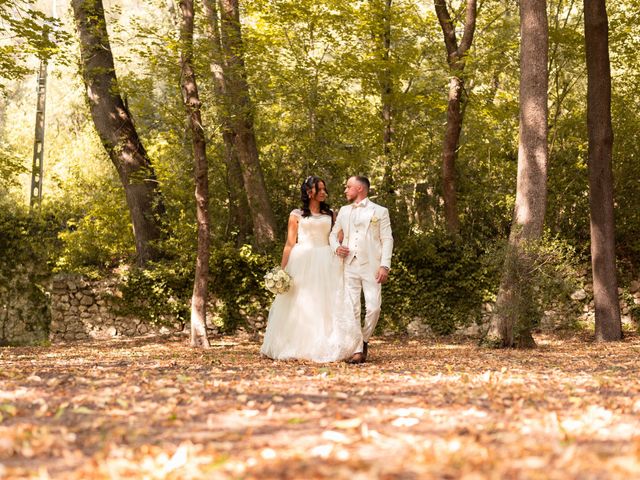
[292,210,332,247]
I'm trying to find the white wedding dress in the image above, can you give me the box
[260,210,362,362]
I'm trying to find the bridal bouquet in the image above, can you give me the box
[264,267,291,294]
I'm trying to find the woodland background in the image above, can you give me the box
[3,1,640,477]
[2,0,640,343]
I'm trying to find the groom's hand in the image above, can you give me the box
[336,246,350,258]
[376,267,389,284]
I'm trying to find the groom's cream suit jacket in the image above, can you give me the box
[329,198,393,270]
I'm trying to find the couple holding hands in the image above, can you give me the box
[261,175,393,364]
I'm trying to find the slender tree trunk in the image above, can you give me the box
[373,0,411,238]
[223,138,253,245]
[71,0,164,266]
[584,0,621,341]
[379,0,395,205]
[179,0,210,348]
[202,0,252,245]
[434,0,477,235]
[492,0,548,348]
[218,0,276,249]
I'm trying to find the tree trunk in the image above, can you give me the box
[179,0,210,348]
[492,0,548,348]
[71,0,164,266]
[379,0,395,207]
[434,0,477,235]
[441,73,463,235]
[218,0,276,249]
[202,0,252,246]
[584,0,622,341]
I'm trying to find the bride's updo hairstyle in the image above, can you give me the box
[300,175,333,221]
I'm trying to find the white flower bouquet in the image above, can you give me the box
[264,267,292,294]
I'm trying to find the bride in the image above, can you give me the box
[260,176,362,362]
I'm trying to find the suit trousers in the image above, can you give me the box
[344,260,382,352]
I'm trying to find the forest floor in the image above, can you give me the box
[1,332,639,479]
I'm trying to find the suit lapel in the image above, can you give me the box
[362,203,375,233]
[343,204,354,242]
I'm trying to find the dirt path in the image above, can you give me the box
[1,333,639,479]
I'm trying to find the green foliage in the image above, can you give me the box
[0,200,61,344]
[109,243,277,333]
[380,231,500,335]
[0,0,71,92]
[619,288,640,331]
[55,178,135,272]
[111,263,192,328]
[2,0,639,343]
[494,233,583,344]
[209,243,276,332]
[0,141,27,189]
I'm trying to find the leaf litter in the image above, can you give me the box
[0,332,639,479]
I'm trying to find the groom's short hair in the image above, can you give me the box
[354,176,370,192]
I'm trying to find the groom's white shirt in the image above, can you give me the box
[329,198,393,270]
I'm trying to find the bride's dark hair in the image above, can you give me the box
[301,176,333,222]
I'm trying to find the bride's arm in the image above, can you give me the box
[281,213,299,269]
[332,210,344,243]
[329,208,343,253]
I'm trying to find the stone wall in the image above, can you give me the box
[0,265,49,346]
[5,269,639,344]
[49,274,180,342]
[404,280,640,338]
[571,280,640,330]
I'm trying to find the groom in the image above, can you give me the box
[330,176,393,364]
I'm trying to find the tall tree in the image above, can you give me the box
[71,0,164,265]
[584,0,622,341]
[374,0,395,206]
[179,0,211,348]
[434,0,477,235]
[492,0,548,348]
[202,0,252,246]
[218,0,277,249]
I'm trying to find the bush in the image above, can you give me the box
[209,243,276,332]
[380,231,500,335]
[489,232,584,344]
[111,243,278,333]
[111,262,193,329]
[55,183,135,272]
[0,201,61,344]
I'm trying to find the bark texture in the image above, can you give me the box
[493,0,548,348]
[584,0,622,341]
[378,0,395,205]
[203,0,252,245]
[71,0,164,265]
[218,0,276,249]
[434,0,477,235]
[180,0,210,348]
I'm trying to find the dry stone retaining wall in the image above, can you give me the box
[49,274,178,342]
[0,265,49,345]
[4,271,640,344]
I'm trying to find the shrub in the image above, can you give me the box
[380,231,500,335]
[209,243,276,332]
[0,201,60,344]
[111,243,277,333]
[111,262,192,329]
